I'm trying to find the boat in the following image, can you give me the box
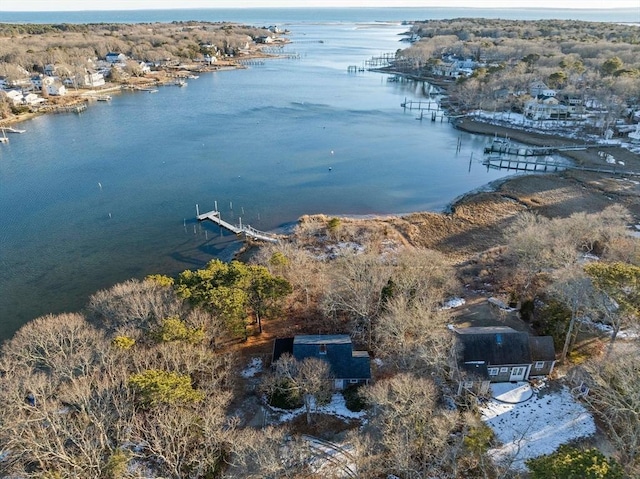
[96,95,112,101]
[0,130,8,144]
[174,79,187,87]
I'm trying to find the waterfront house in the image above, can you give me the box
[455,326,556,395]
[559,93,585,115]
[31,75,55,91]
[4,90,23,105]
[22,93,45,106]
[138,62,151,74]
[272,334,371,389]
[46,83,67,96]
[82,71,106,88]
[524,97,569,120]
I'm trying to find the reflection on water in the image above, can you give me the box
[0,21,515,341]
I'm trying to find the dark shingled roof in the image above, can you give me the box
[273,334,371,380]
[272,337,294,363]
[529,336,556,362]
[456,326,532,365]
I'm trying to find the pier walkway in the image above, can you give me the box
[483,138,616,157]
[483,156,640,177]
[196,209,279,243]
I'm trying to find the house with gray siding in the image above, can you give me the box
[455,326,556,395]
[272,334,371,390]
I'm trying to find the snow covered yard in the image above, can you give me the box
[270,393,367,424]
[481,381,596,471]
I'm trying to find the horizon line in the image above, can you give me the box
[1,6,638,13]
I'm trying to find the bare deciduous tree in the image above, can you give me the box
[373,296,455,378]
[364,373,458,477]
[577,349,640,476]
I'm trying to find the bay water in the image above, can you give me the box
[0,7,624,341]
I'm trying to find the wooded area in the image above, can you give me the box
[1,16,640,479]
[1,203,639,477]
[397,18,640,135]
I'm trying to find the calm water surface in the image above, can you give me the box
[0,10,594,341]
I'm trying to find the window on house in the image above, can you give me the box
[488,368,499,376]
[500,367,509,373]
[319,344,327,355]
[463,381,474,389]
[535,361,545,369]
[349,379,359,384]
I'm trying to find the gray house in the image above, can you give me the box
[272,334,371,389]
[455,326,556,394]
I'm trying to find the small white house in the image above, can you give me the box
[31,75,55,91]
[82,71,106,87]
[23,93,45,106]
[138,62,151,74]
[4,90,23,105]
[46,83,67,96]
[525,98,569,120]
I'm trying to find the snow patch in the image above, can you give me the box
[441,297,466,309]
[272,393,367,423]
[488,297,517,311]
[481,385,596,471]
[579,317,640,339]
[491,382,533,403]
[241,357,263,378]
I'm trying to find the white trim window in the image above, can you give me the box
[500,367,509,373]
[349,379,359,384]
[534,361,545,369]
[488,367,499,376]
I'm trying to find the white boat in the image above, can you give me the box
[0,130,8,143]
[96,95,112,101]
[174,79,187,87]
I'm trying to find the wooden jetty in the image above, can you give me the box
[196,209,279,243]
[482,156,567,172]
[0,127,26,134]
[401,98,440,111]
[483,156,640,177]
[52,103,87,114]
[482,138,613,157]
[364,52,395,68]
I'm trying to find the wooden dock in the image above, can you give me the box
[0,127,26,134]
[196,209,279,243]
[52,103,87,114]
[482,138,614,157]
[482,157,567,172]
[401,98,440,111]
[483,156,640,177]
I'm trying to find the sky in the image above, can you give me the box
[2,0,638,12]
